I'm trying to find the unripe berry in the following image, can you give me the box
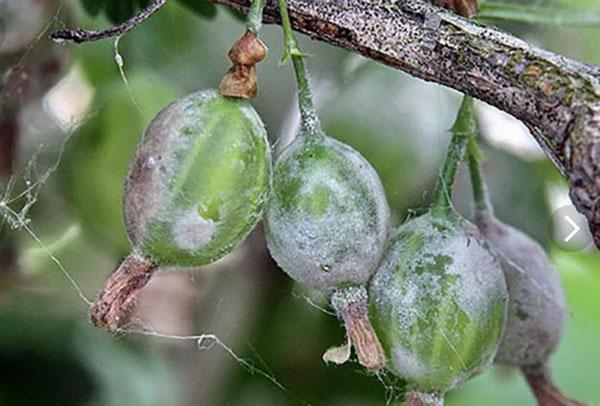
[464,103,580,404]
[265,135,390,293]
[267,0,391,370]
[265,133,391,369]
[369,212,508,394]
[124,89,272,267]
[476,215,566,368]
[476,213,581,404]
[91,89,272,331]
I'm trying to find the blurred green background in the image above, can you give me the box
[0,0,599,405]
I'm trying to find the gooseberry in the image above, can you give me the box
[368,97,508,401]
[91,89,272,331]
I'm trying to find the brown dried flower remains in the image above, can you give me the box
[220,30,268,99]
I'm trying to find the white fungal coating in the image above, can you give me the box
[477,214,567,367]
[369,213,508,392]
[265,135,391,293]
[172,209,217,251]
[125,90,208,245]
[124,89,272,267]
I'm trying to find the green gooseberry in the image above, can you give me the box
[91,89,272,331]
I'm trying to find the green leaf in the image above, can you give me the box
[478,2,600,27]
[175,0,218,19]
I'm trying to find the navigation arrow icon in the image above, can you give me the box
[564,215,580,243]
[550,205,592,251]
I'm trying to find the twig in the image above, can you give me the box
[50,0,167,43]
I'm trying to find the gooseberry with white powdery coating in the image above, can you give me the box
[467,131,582,405]
[90,89,272,331]
[266,134,390,293]
[264,0,390,371]
[368,96,508,404]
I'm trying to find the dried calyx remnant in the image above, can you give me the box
[331,287,387,369]
[220,0,268,99]
[90,254,155,330]
[219,30,268,99]
[523,364,586,406]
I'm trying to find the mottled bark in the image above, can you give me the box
[211,0,600,248]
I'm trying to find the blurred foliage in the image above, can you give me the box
[0,0,599,405]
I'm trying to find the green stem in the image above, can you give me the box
[466,129,494,217]
[277,0,323,138]
[246,0,266,34]
[430,96,475,219]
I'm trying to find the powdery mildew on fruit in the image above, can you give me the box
[172,208,217,251]
[125,89,272,266]
[125,91,212,245]
[478,215,567,367]
[369,213,507,392]
[265,135,390,292]
[391,345,427,382]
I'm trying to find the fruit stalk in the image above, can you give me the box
[522,363,586,406]
[466,130,494,219]
[331,286,387,370]
[430,96,475,219]
[246,0,266,34]
[90,254,155,331]
[277,0,323,138]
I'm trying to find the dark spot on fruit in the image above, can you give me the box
[516,306,529,321]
